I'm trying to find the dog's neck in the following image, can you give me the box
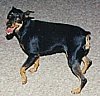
[15,19,31,43]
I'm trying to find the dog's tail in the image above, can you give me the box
[85,31,91,35]
[87,31,91,34]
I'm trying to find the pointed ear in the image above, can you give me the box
[12,6,16,9]
[24,10,34,18]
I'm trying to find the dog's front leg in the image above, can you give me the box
[20,54,38,84]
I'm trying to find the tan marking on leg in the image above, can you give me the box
[82,56,92,74]
[29,57,39,74]
[71,65,87,94]
[20,67,27,85]
[71,77,81,94]
[71,87,81,94]
[71,75,87,94]
[71,74,82,94]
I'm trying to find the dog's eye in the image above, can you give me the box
[8,14,13,19]
[16,15,19,18]
[8,12,14,19]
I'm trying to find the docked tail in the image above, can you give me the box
[85,31,91,35]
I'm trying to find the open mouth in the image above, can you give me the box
[6,22,17,35]
[6,21,23,35]
[6,23,20,35]
[6,27,16,35]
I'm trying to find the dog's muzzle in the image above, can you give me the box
[6,21,20,35]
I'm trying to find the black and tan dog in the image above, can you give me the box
[6,7,92,94]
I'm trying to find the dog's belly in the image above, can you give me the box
[39,45,65,56]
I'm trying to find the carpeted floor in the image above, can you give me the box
[0,0,100,96]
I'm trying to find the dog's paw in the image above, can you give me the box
[29,68,37,74]
[21,77,27,85]
[71,87,81,94]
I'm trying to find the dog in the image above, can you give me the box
[5,7,92,94]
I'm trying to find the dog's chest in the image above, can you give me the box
[19,43,29,55]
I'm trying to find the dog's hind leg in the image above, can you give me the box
[82,56,92,74]
[67,47,87,94]
[20,54,39,84]
[82,34,92,74]
[68,58,87,94]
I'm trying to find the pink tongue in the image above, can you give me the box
[6,28,15,34]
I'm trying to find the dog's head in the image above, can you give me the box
[6,7,34,40]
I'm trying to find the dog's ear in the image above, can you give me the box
[24,10,34,18]
[24,10,34,15]
[12,6,16,9]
